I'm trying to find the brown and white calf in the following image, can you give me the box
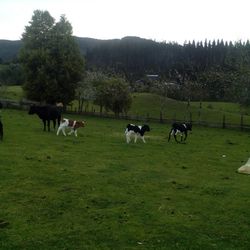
[57,118,85,137]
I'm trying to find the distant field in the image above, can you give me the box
[1,109,250,249]
[129,93,250,125]
[0,85,24,100]
[1,85,250,126]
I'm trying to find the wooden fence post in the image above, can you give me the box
[189,112,192,123]
[172,113,176,123]
[222,114,226,129]
[240,114,244,131]
[198,110,201,124]
[160,111,163,123]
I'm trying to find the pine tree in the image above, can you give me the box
[19,10,84,104]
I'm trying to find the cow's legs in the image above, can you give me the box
[56,127,60,135]
[62,127,67,136]
[47,120,50,132]
[173,129,179,142]
[134,134,138,143]
[141,136,146,143]
[74,129,78,137]
[68,129,74,135]
[53,119,56,130]
[57,126,66,136]
[125,133,130,143]
[180,133,183,142]
[183,131,187,141]
[168,129,174,141]
[43,119,46,131]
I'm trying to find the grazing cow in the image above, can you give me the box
[57,118,85,137]
[0,119,3,141]
[28,105,62,131]
[125,124,150,143]
[168,122,192,143]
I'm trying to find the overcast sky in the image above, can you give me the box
[0,0,250,44]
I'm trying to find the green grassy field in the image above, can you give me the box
[2,86,250,126]
[129,93,250,125]
[1,109,250,249]
[0,85,24,100]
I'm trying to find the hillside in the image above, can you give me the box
[129,93,250,125]
[0,39,22,62]
[0,36,143,62]
[1,86,250,127]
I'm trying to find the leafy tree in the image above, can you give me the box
[235,70,250,106]
[0,63,24,85]
[91,72,109,113]
[92,75,131,116]
[19,10,84,104]
[76,72,97,112]
[101,77,132,116]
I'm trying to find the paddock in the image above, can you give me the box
[1,109,250,249]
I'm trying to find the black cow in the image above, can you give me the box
[168,122,192,143]
[125,124,150,143]
[28,105,62,131]
[0,119,3,141]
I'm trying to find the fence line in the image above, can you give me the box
[1,98,250,131]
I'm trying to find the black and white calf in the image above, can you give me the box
[125,124,150,143]
[168,122,192,143]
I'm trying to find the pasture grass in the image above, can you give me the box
[1,109,250,249]
[0,85,24,100]
[130,93,250,125]
[68,92,250,125]
[2,86,250,126]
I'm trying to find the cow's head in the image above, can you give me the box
[142,124,150,132]
[28,105,37,115]
[80,121,86,127]
[186,123,192,131]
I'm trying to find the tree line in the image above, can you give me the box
[85,37,250,105]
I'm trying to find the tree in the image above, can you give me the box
[101,77,132,116]
[0,63,24,85]
[76,72,97,112]
[235,70,250,106]
[19,10,84,104]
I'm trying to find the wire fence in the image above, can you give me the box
[1,98,250,131]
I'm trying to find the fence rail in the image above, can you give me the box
[1,98,250,131]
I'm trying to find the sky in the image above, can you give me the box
[0,0,250,44]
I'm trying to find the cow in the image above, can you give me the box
[125,124,150,143]
[0,119,3,141]
[168,122,192,143]
[28,105,62,131]
[57,118,85,137]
